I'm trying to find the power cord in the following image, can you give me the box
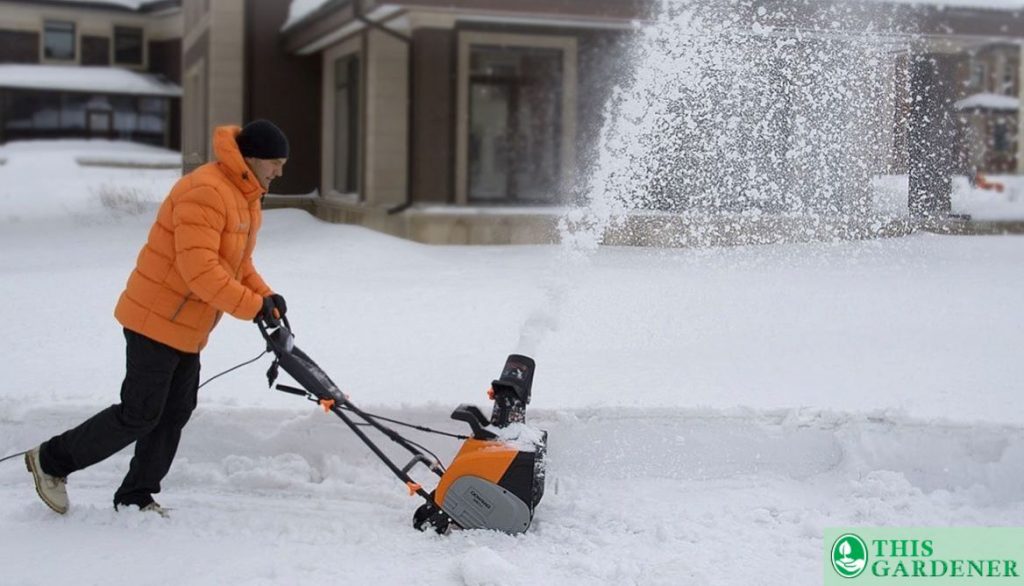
[343,406,470,441]
[0,451,27,464]
[198,349,270,389]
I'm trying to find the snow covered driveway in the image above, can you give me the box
[1,144,1023,584]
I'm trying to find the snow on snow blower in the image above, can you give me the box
[257,317,547,534]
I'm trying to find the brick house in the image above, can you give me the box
[955,42,1020,174]
[0,0,182,148]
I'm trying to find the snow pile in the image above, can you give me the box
[48,0,164,9]
[487,423,547,453]
[282,0,332,31]
[956,92,1020,112]
[0,140,180,223]
[873,174,1024,220]
[0,64,181,96]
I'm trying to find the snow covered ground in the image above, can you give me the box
[874,174,1024,221]
[1,140,1024,585]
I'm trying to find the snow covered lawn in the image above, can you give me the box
[873,174,1024,220]
[1,141,1024,585]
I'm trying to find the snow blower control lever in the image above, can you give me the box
[256,317,547,534]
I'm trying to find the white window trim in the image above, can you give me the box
[455,31,578,206]
[40,19,78,64]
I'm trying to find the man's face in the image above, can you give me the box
[244,157,287,190]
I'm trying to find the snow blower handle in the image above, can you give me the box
[256,314,291,340]
[256,315,294,359]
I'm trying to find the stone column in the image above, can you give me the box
[907,53,958,218]
[1017,43,1024,174]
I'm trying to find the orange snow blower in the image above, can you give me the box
[257,317,546,534]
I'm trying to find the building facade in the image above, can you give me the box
[183,0,1023,244]
[285,0,643,243]
[955,42,1020,174]
[0,0,183,148]
[6,0,1022,243]
[180,0,645,243]
[179,0,320,196]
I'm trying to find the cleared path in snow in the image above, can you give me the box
[3,405,1024,585]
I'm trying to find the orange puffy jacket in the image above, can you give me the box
[114,125,273,353]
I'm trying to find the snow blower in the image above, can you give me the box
[257,317,547,534]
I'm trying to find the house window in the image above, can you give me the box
[1001,61,1016,96]
[467,46,562,202]
[114,26,143,65]
[2,90,167,146]
[43,21,75,61]
[333,55,360,194]
[3,91,60,131]
[969,61,988,91]
[60,93,89,129]
[993,121,1012,152]
[138,97,167,135]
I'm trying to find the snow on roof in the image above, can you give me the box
[282,0,333,31]
[0,64,181,97]
[278,0,1024,36]
[36,0,165,10]
[890,0,1024,8]
[956,92,1020,111]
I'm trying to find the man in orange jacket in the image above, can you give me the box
[24,120,290,517]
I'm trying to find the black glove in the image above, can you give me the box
[255,296,280,326]
[269,293,287,318]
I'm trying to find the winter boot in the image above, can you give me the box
[115,501,170,518]
[141,502,171,518]
[25,447,69,514]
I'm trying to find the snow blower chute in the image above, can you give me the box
[257,317,546,534]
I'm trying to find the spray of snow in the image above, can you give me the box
[528,0,916,370]
[561,0,914,251]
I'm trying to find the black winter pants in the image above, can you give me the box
[39,328,200,508]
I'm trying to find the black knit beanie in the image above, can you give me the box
[236,119,289,159]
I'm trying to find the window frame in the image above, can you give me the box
[969,60,988,92]
[321,37,363,201]
[1001,60,1016,96]
[332,53,361,195]
[455,31,577,206]
[42,20,76,62]
[113,25,144,66]
[466,46,565,203]
[992,119,1013,153]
